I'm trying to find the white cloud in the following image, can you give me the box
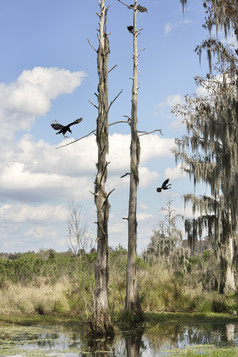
[164,23,172,34]
[157,94,184,110]
[18,67,86,100]
[0,204,67,224]
[140,135,175,162]
[0,130,175,204]
[164,19,192,34]
[137,212,153,221]
[165,163,186,180]
[139,167,159,188]
[156,94,185,128]
[0,67,86,138]
[139,202,149,210]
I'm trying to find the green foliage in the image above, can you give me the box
[0,247,237,316]
[211,299,228,313]
[117,309,145,327]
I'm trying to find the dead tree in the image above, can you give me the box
[126,0,142,316]
[117,0,144,317]
[89,0,114,337]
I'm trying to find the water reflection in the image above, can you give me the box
[0,322,238,356]
[124,328,144,357]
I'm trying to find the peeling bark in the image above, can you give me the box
[90,0,113,337]
[125,0,142,315]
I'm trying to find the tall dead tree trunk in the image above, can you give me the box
[125,0,142,316]
[90,0,114,337]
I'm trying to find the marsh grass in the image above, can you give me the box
[183,347,238,356]
[0,249,237,318]
[0,277,70,315]
[136,265,238,315]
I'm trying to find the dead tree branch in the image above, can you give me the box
[139,129,163,136]
[102,189,116,208]
[89,100,99,109]
[87,38,97,52]
[100,161,110,187]
[120,172,130,178]
[56,123,162,149]
[107,89,123,113]
[117,0,132,9]
[57,120,131,149]
[108,64,117,73]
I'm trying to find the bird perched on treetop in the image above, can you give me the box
[127,26,134,33]
[51,118,83,137]
[137,5,148,12]
[129,4,148,12]
[156,178,171,193]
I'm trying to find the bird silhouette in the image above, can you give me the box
[156,178,171,193]
[129,4,148,12]
[137,5,148,12]
[127,26,134,33]
[51,118,83,137]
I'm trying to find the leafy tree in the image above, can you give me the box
[144,201,185,269]
[173,0,238,292]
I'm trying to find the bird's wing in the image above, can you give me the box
[51,122,64,130]
[162,178,169,188]
[68,118,83,127]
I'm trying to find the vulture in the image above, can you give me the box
[156,178,171,193]
[127,26,134,33]
[51,118,83,137]
[129,4,148,12]
[137,5,148,12]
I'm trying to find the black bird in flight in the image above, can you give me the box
[127,26,134,33]
[156,178,171,193]
[51,118,83,137]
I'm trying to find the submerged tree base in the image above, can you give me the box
[86,318,115,339]
[117,309,145,330]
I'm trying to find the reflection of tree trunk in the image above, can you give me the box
[88,338,111,357]
[226,323,235,342]
[125,330,143,357]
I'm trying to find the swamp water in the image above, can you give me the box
[0,322,238,356]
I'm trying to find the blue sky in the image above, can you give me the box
[0,0,211,253]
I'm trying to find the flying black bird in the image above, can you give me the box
[156,178,171,193]
[127,26,134,33]
[51,118,83,137]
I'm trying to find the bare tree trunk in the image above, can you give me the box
[225,234,235,291]
[125,0,142,316]
[90,0,113,337]
[219,214,235,293]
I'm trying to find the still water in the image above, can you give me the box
[0,322,238,356]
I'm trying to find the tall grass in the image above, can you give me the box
[0,277,70,315]
[0,249,237,317]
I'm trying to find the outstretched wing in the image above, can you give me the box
[161,178,169,188]
[68,118,83,127]
[51,121,64,131]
